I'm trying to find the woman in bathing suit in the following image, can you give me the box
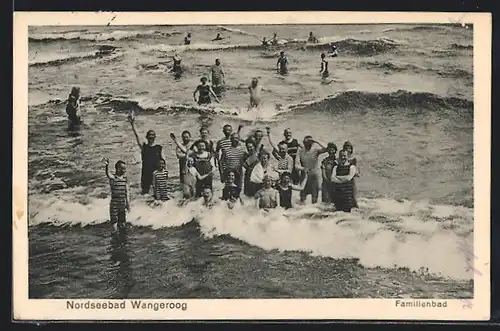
[193,76,220,106]
[276,171,308,209]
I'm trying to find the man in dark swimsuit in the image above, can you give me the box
[212,33,223,41]
[193,77,220,105]
[128,113,163,194]
[276,51,288,75]
[184,33,192,45]
[172,52,182,78]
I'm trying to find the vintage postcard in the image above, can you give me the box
[13,11,491,320]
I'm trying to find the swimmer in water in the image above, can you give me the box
[320,53,329,78]
[66,87,81,129]
[212,33,223,41]
[270,33,278,46]
[210,59,225,97]
[103,157,130,230]
[254,175,279,210]
[329,44,339,57]
[171,51,182,76]
[262,37,269,47]
[193,76,220,106]
[308,31,319,43]
[248,77,262,109]
[276,51,288,75]
[184,33,192,45]
[200,186,218,208]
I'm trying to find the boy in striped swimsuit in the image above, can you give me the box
[103,158,130,229]
[152,158,170,204]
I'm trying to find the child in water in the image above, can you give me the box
[182,155,215,200]
[152,158,170,204]
[103,157,130,229]
[66,87,81,128]
[248,77,262,110]
[221,169,244,209]
[193,77,220,106]
[254,175,280,211]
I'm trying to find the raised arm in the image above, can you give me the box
[266,127,280,158]
[103,158,113,180]
[312,140,328,154]
[170,133,189,155]
[127,114,143,151]
[294,150,304,171]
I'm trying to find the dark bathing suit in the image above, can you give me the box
[222,185,241,202]
[243,152,259,197]
[279,138,300,183]
[141,143,163,194]
[334,162,354,212]
[321,157,337,203]
[277,56,288,74]
[277,185,293,209]
[197,84,211,105]
[194,152,213,197]
[173,58,182,74]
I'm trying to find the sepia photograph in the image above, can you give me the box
[13,12,491,320]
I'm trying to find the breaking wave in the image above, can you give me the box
[29,30,180,43]
[29,47,122,67]
[28,194,474,281]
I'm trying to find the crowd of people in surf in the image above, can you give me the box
[100,113,360,228]
[63,30,349,229]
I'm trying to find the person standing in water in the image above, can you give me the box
[320,53,330,78]
[210,59,226,97]
[330,150,357,212]
[221,169,244,209]
[242,139,260,197]
[152,158,170,203]
[171,51,183,78]
[221,132,246,187]
[66,87,82,129]
[200,186,218,208]
[128,113,163,194]
[248,77,262,109]
[266,127,294,176]
[342,141,360,208]
[279,128,302,184]
[329,44,339,57]
[181,156,214,200]
[270,33,278,46]
[276,171,308,209]
[184,33,192,45]
[216,124,243,182]
[261,37,269,47]
[320,143,338,204]
[171,130,192,185]
[295,135,328,204]
[103,158,130,229]
[254,175,279,210]
[193,77,220,106]
[191,126,217,167]
[250,150,279,192]
[276,51,289,75]
[308,32,319,43]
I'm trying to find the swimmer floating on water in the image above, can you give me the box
[193,76,220,106]
[184,33,192,45]
[212,33,224,41]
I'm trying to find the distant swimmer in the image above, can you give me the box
[171,51,182,77]
[212,33,224,41]
[319,53,329,78]
[209,59,226,96]
[276,51,289,75]
[248,77,262,109]
[261,37,269,47]
[328,44,339,57]
[103,157,130,229]
[308,31,319,43]
[193,76,220,106]
[184,33,192,45]
[66,87,82,129]
[270,33,279,46]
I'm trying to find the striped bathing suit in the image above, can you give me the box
[153,170,169,201]
[223,145,246,186]
[109,175,128,225]
[275,153,294,172]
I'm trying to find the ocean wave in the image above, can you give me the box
[33,89,473,118]
[29,30,180,43]
[450,43,473,50]
[142,37,399,56]
[28,194,473,280]
[29,46,121,67]
[382,25,448,33]
[361,60,473,81]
